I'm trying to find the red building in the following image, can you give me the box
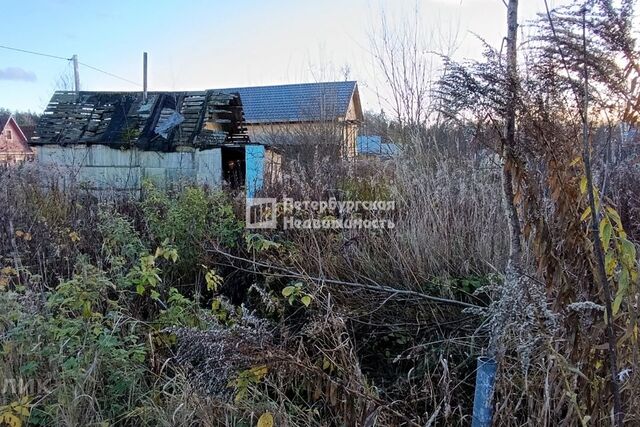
[0,113,34,165]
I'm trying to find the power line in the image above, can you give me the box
[0,44,70,61]
[0,44,141,87]
[78,62,140,87]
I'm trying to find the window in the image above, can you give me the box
[6,130,11,139]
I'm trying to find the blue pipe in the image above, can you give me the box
[472,356,497,427]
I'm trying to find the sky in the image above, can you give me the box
[0,0,562,113]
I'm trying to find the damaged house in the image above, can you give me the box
[31,90,269,195]
[31,81,363,196]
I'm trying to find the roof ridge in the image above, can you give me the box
[218,80,356,90]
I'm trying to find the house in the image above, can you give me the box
[31,90,267,195]
[30,81,363,196]
[217,81,363,159]
[356,135,399,159]
[0,113,34,165]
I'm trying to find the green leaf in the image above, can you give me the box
[613,269,630,315]
[599,218,612,250]
[82,301,92,318]
[620,238,637,269]
[618,268,630,292]
[580,206,592,222]
[322,356,331,370]
[612,291,624,316]
[301,295,312,307]
[282,286,295,297]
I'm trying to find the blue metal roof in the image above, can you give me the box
[217,81,357,124]
[357,135,400,157]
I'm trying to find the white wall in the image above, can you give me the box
[36,145,222,195]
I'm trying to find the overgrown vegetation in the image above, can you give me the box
[0,146,500,426]
[1,1,640,426]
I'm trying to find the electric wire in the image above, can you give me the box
[0,44,140,86]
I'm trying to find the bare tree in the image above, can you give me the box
[503,0,523,272]
[369,4,458,129]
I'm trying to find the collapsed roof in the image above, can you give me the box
[31,90,249,150]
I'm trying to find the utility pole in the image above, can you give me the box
[143,52,148,103]
[72,54,80,95]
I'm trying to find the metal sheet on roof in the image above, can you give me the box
[217,81,357,124]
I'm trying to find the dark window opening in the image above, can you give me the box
[6,130,12,140]
[221,147,246,190]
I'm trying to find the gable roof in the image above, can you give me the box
[0,114,32,155]
[217,81,361,124]
[32,90,249,150]
[0,113,28,141]
[0,113,10,131]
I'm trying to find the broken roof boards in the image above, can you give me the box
[31,90,249,151]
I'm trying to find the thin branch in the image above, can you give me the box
[209,247,482,310]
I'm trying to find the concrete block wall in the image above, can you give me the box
[36,145,222,194]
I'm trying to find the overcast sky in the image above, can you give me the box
[0,0,564,113]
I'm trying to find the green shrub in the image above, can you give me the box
[98,208,147,276]
[140,182,243,272]
[0,261,149,425]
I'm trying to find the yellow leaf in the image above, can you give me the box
[605,251,617,277]
[1,267,16,276]
[68,231,80,243]
[282,286,295,297]
[580,206,591,222]
[579,176,588,194]
[250,365,268,380]
[14,405,29,417]
[606,206,623,230]
[257,412,274,427]
[301,295,312,307]
[0,412,22,427]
